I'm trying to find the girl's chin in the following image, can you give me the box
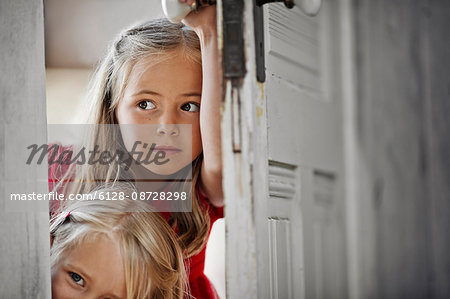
[142,163,192,177]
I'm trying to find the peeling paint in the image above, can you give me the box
[257,81,264,103]
[256,82,265,125]
[256,106,263,122]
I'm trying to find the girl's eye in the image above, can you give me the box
[181,102,200,112]
[138,100,156,110]
[70,272,85,286]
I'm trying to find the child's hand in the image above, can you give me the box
[179,0,217,39]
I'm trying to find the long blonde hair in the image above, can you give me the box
[50,184,188,299]
[54,18,210,257]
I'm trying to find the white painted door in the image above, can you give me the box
[222,1,348,298]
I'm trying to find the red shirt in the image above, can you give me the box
[160,186,223,299]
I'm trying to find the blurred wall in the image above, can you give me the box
[46,68,92,124]
[353,1,450,298]
[44,0,165,68]
[0,0,51,297]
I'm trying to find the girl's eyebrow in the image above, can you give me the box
[133,90,161,97]
[182,92,201,97]
[133,90,201,98]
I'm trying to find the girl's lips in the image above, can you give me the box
[155,145,181,151]
[155,145,182,156]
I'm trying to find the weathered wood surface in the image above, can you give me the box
[220,0,258,297]
[0,0,51,297]
[422,2,450,298]
[353,1,450,298]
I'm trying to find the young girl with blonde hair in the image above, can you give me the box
[50,185,187,299]
[49,1,223,297]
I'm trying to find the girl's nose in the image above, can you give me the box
[156,124,179,136]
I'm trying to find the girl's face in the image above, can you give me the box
[116,50,203,175]
[51,234,126,299]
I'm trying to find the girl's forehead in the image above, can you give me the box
[132,51,199,74]
[126,53,202,90]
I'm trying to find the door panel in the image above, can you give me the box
[266,4,320,92]
[222,1,347,298]
[268,218,292,299]
[263,1,347,298]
